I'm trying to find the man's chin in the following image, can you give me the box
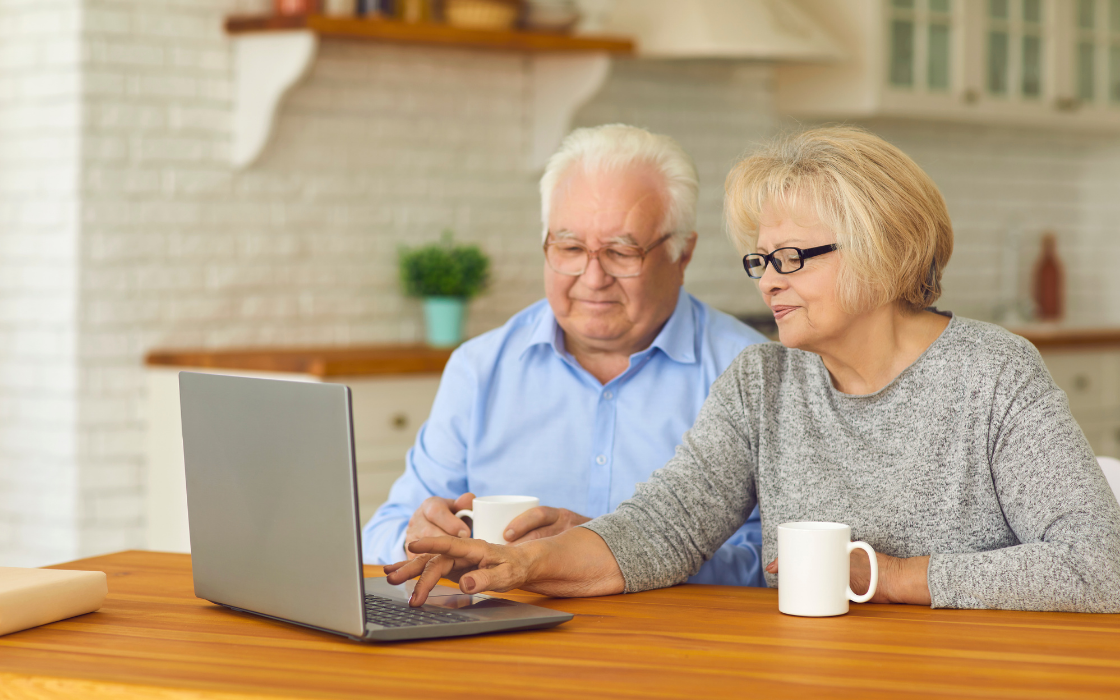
[566,320,629,345]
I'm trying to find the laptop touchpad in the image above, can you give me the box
[365,576,469,600]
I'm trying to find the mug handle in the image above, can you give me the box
[455,510,473,522]
[846,541,878,604]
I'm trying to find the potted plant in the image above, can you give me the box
[399,231,490,347]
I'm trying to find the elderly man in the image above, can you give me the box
[362,124,767,585]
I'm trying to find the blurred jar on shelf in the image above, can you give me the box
[1033,232,1064,323]
[444,0,522,30]
[398,0,434,23]
[523,0,579,33]
[275,0,320,15]
[323,0,357,15]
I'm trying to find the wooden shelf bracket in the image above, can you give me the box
[528,52,611,171]
[232,31,319,168]
[228,21,618,171]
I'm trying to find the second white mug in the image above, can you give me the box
[455,495,539,545]
[777,521,878,617]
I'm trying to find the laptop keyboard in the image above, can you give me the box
[364,594,472,628]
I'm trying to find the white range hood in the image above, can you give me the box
[600,0,844,62]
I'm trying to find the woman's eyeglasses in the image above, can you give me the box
[742,244,838,279]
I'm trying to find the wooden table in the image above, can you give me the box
[2,552,1119,699]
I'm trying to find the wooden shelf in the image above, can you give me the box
[145,344,454,377]
[224,14,634,54]
[1011,327,1120,352]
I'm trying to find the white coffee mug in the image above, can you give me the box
[777,521,878,617]
[455,495,539,545]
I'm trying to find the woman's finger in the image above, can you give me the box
[409,555,456,607]
[384,554,432,584]
[459,560,524,591]
[409,535,495,561]
[765,558,778,574]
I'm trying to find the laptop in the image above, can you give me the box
[179,371,573,642]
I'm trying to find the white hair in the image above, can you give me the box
[539,124,699,261]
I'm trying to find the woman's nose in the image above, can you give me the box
[757,261,787,293]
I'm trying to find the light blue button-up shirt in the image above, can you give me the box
[362,289,768,586]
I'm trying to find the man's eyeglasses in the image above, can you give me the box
[742,244,838,279]
[544,233,672,278]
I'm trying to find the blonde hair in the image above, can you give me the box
[540,124,699,261]
[724,126,953,314]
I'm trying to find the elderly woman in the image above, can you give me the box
[387,126,1120,612]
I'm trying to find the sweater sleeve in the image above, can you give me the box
[927,350,1120,612]
[582,363,759,593]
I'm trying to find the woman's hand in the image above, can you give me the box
[384,536,532,606]
[765,552,932,605]
[383,527,626,606]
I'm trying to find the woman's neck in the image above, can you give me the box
[814,306,950,395]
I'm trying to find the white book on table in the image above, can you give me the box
[0,567,107,636]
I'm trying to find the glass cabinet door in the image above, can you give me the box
[986,0,1047,99]
[888,0,954,93]
[1072,0,1120,105]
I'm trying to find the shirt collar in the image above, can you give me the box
[519,288,697,365]
[647,287,697,364]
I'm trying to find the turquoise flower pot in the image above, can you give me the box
[423,296,466,347]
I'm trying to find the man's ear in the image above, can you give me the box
[677,232,698,271]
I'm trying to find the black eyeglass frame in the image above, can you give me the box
[742,244,838,279]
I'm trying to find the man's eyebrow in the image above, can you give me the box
[605,234,638,247]
[551,231,640,247]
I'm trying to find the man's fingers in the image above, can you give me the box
[452,492,476,513]
[765,558,778,573]
[504,506,558,542]
[509,521,566,545]
[422,499,471,538]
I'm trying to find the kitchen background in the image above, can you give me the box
[2,0,1119,567]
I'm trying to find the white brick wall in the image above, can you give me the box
[60,0,783,564]
[1,0,1117,566]
[0,0,83,566]
[843,120,1120,326]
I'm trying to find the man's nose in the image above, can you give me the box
[580,256,614,288]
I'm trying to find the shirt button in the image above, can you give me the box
[603,390,614,400]
[596,455,607,465]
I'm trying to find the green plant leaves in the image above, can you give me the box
[399,230,491,299]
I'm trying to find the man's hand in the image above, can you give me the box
[403,493,475,560]
[505,506,592,544]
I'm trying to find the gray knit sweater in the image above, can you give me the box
[584,314,1120,612]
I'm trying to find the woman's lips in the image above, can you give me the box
[771,305,798,321]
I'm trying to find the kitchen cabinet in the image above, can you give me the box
[1015,327,1120,459]
[144,346,450,553]
[777,0,1120,131]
